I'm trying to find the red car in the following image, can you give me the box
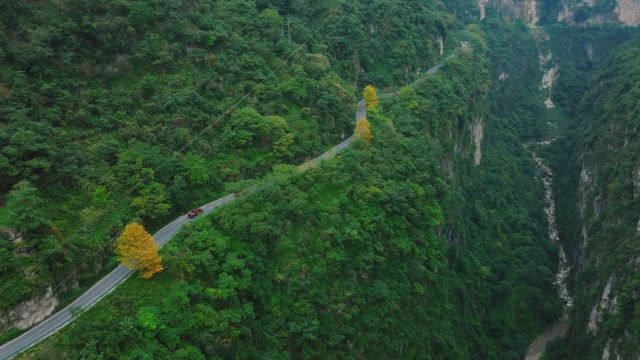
[187,208,204,219]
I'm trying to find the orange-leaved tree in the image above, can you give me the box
[363,85,379,110]
[116,223,163,278]
[355,118,373,144]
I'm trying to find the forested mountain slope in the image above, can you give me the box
[0,1,568,358]
[0,0,452,333]
[18,21,563,359]
[10,0,640,359]
[467,7,640,358]
[543,34,640,360]
[475,0,640,26]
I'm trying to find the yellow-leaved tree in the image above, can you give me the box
[116,223,163,278]
[355,119,373,143]
[363,85,379,110]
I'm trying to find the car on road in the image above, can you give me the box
[187,208,204,219]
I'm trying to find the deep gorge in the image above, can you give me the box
[0,1,639,359]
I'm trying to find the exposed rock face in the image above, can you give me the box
[584,42,598,62]
[0,227,22,244]
[471,117,484,166]
[1,287,59,331]
[578,165,594,216]
[442,159,454,180]
[616,0,640,25]
[479,0,489,20]
[477,0,539,24]
[602,339,614,360]
[522,0,539,24]
[538,47,558,108]
[477,0,640,26]
[541,65,558,108]
[576,164,596,266]
[587,274,617,333]
[555,0,640,25]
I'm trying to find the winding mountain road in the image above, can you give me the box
[0,101,367,360]
[0,57,451,360]
[0,195,238,360]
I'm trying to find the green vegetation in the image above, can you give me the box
[543,34,640,360]
[544,25,637,116]
[0,0,455,314]
[14,1,640,359]
[15,19,563,359]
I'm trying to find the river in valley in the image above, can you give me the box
[524,143,574,360]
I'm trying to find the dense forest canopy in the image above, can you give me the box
[12,16,564,359]
[544,33,640,360]
[1,0,640,359]
[0,0,454,313]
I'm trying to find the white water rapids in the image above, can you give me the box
[530,148,573,312]
[524,142,574,360]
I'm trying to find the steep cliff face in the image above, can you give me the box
[555,0,640,25]
[545,35,640,360]
[478,0,539,24]
[616,0,640,25]
[476,0,640,25]
[0,287,58,331]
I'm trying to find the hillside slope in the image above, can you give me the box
[475,0,640,25]
[13,18,565,359]
[0,0,453,335]
[544,34,640,360]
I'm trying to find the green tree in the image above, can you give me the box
[185,154,209,186]
[2,180,49,234]
[131,182,171,220]
[175,346,205,360]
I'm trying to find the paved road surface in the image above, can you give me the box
[0,104,366,360]
[0,53,451,359]
[356,100,366,123]
[380,56,454,98]
[0,195,237,360]
[426,63,443,74]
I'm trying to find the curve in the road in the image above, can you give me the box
[0,55,452,359]
[0,100,368,360]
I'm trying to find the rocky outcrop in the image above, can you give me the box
[585,42,597,62]
[0,227,22,244]
[601,339,616,360]
[556,0,640,25]
[477,0,640,26]
[476,0,539,24]
[1,287,59,331]
[587,274,617,333]
[576,164,596,264]
[541,65,558,108]
[616,0,640,25]
[479,0,489,20]
[471,117,484,166]
[442,159,454,180]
